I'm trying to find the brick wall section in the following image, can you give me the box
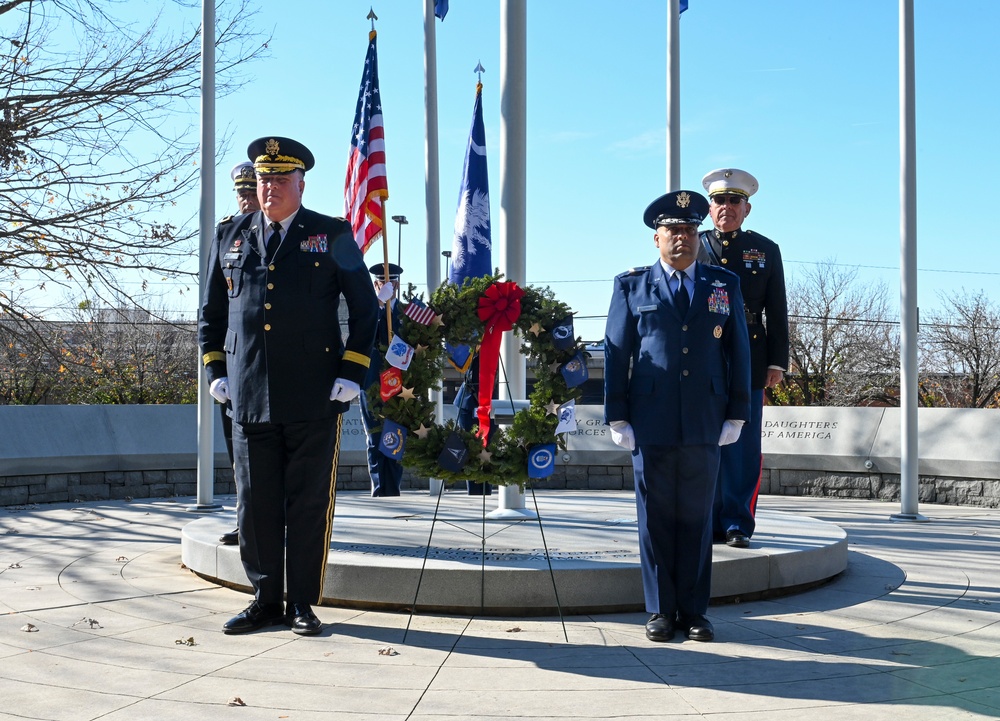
[3,465,999,508]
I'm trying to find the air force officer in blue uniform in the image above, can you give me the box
[604,190,750,642]
[199,137,378,636]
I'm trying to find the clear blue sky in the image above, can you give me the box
[191,0,998,341]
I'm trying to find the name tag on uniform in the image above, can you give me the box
[638,304,657,313]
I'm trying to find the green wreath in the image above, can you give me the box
[366,273,585,487]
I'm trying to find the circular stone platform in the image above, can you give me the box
[181,490,848,616]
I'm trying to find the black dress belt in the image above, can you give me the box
[745,310,760,325]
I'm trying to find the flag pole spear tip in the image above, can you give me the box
[367,7,377,28]
[474,61,485,79]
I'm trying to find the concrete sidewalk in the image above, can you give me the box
[1,493,998,720]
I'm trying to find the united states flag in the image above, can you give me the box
[345,30,388,254]
[403,298,437,326]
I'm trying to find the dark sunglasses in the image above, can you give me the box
[711,194,745,205]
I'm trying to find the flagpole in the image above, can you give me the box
[381,200,394,342]
[192,0,221,513]
[497,0,529,518]
[424,0,442,293]
[424,0,444,438]
[666,0,681,191]
[891,0,926,523]
[499,0,527,403]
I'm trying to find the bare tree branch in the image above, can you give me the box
[0,0,270,321]
[920,290,1000,408]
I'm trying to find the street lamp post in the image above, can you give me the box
[441,250,452,283]
[391,214,408,266]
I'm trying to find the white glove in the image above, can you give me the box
[609,420,636,451]
[376,283,394,302]
[330,378,361,403]
[719,419,744,446]
[209,377,230,403]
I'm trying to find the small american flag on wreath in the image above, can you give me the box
[403,298,437,326]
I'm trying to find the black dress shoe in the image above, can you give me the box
[219,528,239,545]
[678,615,715,642]
[644,613,675,642]
[725,528,750,548]
[222,600,285,634]
[285,602,322,636]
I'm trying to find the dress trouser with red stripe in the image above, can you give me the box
[713,387,764,539]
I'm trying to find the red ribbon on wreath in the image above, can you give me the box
[474,281,524,445]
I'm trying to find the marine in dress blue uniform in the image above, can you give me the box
[604,190,750,642]
[360,262,405,497]
[697,169,789,548]
[199,137,378,636]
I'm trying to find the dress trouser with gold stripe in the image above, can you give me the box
[232,415,341,605]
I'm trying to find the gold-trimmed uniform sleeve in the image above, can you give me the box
[342,350,371,368]
[203,351,226,366]
[198,220,232,383]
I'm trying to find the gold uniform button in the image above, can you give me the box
[682,369,689,377]
[268,264,275,271]
[264,324,271,331]
[325,347,330,352]
[315,262,320,267]
[721,258,728,264]
[264,303,272,310]
[681,324,688,331]
[682,347,689,354]
[267,283,274,290]
[722,240,729,247]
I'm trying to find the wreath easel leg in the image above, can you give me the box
[402,477,448,643]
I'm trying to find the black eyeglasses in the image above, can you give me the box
[711,194,745,205]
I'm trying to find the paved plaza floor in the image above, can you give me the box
[1,493,998,721]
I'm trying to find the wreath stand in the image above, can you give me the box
[403,390,566,642]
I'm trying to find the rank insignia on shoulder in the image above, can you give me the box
[219,214,234,224]
[301,235,328,253]
[626,266,650,276]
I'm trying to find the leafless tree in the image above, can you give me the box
[920,290,1000,408]
[55,297,198,404]
[0,310,62,403]
[773,261,899,406]
[0,0,269,323]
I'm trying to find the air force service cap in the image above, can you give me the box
[248,136,315,175]
[369,262,403,281]
[642,190,710,229]
[231,161,257,191]
[701,168,759,198]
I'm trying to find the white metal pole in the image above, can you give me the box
[424,0,441,294]
[892,0,926,523]
[192,0,221,512]
[666,0,681,192]
[495,0,531,517]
